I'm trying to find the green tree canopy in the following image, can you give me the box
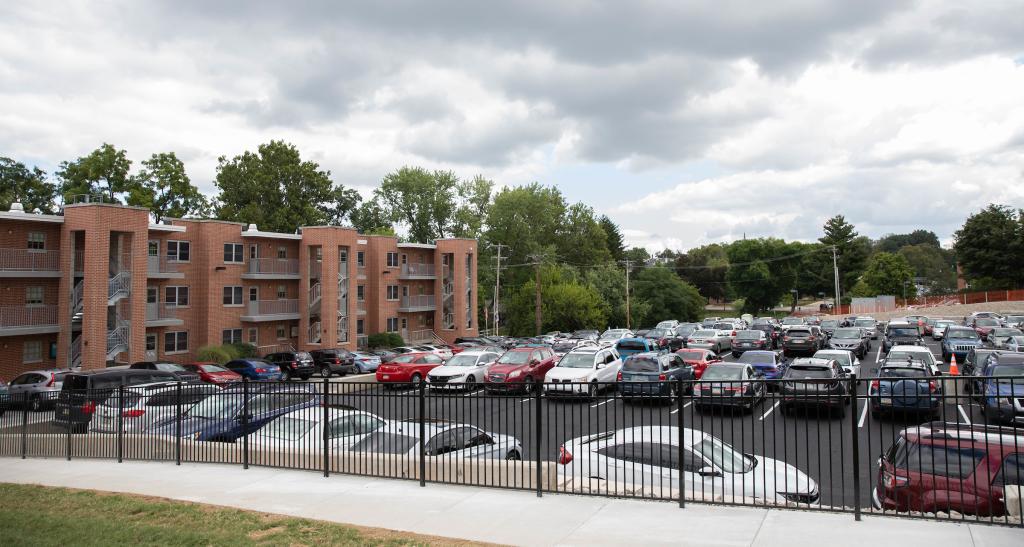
[374,167,458,243]
[859,252,917,298]
[127,152,209,223]
[632,266,705,324]
[819,215,870,295]
[557,203,612,267]
[675,243,729,301]
[349,200,394,235]
[452,175,494,239]
[952,204,1024,289]
[0,157,57,214]
[483,183,567,286]
[56,143,134,203]
[725,238,799,313]
[875,230,941,254]
[898,244,956,294]
[504,265,609,336]
[599,215,625,263]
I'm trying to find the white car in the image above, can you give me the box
[348,421,523,460]
[1004,335,1024,352]
[557,426,819,505]
[885,345,942,375]
[655,320,679,331]
[426,349,502,390]
[248,408,388,452]
[598,329,633,346]
[932,320,956,340]
[812,349,861,379]
[544,347,622,397]
[89,382,221,434]
[415,344,453,361]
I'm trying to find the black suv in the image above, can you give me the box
[882,322,923,353]
[129,361,201,383]
[780,358,851,417]
[782,326,823,357]
[264,351,315,381]
[55,368,178,432]
[309,348,357,377]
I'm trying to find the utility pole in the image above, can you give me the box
[489,243,509,335]
[527,253,545,336]
[622,259,633,329]
[831,245,841,313]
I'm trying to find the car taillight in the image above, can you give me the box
[784,336,790,342]
[883,469,909,488]
[122,409,145,418]
[255,368,266,373]
[807,336,815,342]
[870,380,880,390]
[616,371,623,381]
[558,446,573,465]
[731,331,736,336]
[658,374,667,381]
[46,373,55,387]
[928,381,938,393]
[81,402,96,414]
[333,358,341,364]
[291,361,298,367]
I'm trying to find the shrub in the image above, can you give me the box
[367,332,404,349]
[229,342,258,358]
[196,345,231,364]
[221,344,241,361]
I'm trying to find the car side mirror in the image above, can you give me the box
[597,363,606,369]
[530,359,540,366]
[697,466,722,478]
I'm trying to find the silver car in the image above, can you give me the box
[988,328,1024,349]
[687,329,732,354]
[932,320,956,340]
[6,369,70,411]
[89,382,221,434]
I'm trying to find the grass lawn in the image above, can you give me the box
[0,483,491,546]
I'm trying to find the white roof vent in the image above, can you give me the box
[9,202,25,214]
[246,223,258,232]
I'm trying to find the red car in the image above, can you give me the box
[376,352,445,386]
[674,348,722,379]
[972,318,1000,341]
[182,362,242,385]
[873,422,1023,517]
[485,347,557,393]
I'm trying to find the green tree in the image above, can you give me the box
[504,265,609,336]
[375,167,458,243]
[56,143,134,203]
[582,264,650,329]
[859,252,917,298]
[557,203,612,267]
[0,157,57,214]
[819,215,870,295]
[632,266,705,324]
[875,230,941,253]
[349,200,395,235]
[214,141,356,233]
[452,175,494,239]
[675,244,729,301]
[127,152,209,222]
[599,215,626,263]
[953,204,1024,288]
[725,238,799,313]
[898,244,957,294]
[483,183,567,287]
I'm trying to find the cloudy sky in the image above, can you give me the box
[2,1,1023,250]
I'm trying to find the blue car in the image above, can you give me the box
[152,384,320,442]
[615,338,659,360]
[941,327,982,364]
[978,354,1024,426]
[868,361,941,419]
[223,358,282,381]
[351,351,382,373]
[735,350,787,384]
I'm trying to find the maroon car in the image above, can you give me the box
[873,422,1023,517]
[182,362,242,385]
[485,347,557,393]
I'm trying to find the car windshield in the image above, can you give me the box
[782,318,803,325]
[692,436,754,473]
[735,331,761,340]
[261,416,316,440]
[645,329,668,339]
[623,357,660,373]
[188,392,242,420]
[833,328,861,338]
[201,364,229,373]
[821,320,838,327]
[498,352,531,365]
[854,320,874,327]
[886,350,934,365]
[738,353,773,365]
[935,321,954,327]
[880,367,926,378]
[888,327,919,337]
[787,330,811,338]
[559,354,596,369]
[786,366,831,379]
[992,364,1024,380]
[676,350,704,361]
[701,366,743,380]
[816,353,851,366]
[444,354,478,367]
[692,330,716,338]
[976,319,999,327]
[946,329,979,340]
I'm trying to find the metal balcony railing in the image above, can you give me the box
[0,305,58,328]
[400,263,436,278]
[337,316,349,343]
[309,321,322,344]
[147,254,179,275]
[145,302,180,322]
[247,258,299,276]
[309,282,322,308]
[400,294,437,310]
[106,323,130,357]
[356,300,367,314]
[108,271,131,304]
[0,249,60,272]
[246,299,299,316]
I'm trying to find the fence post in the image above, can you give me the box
[65,391,72,461]
[535,381,543,498]
[242,378,249,470]
[677,376,685,509]
[849,376,861,521]
[323,376,329,478]
[418,380,426,487]
[117,384,124,463]
[21,394,28,459]
[174,382,182,465]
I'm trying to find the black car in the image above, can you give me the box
[309,348,358,377]
[264,351,316,381]
[128,361,201,383]
[693,363,766,412]
[54,368,178,432]
[819,319,839,338]
[779,358,851,417]
[731,330,771,357]
[827,327,870,359]
[782,327,823,357]
[882,322,923,353]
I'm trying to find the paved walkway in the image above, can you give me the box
[1,458,1020,546]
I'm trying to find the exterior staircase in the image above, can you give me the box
[107,271,131,306]
[106,322,130,361]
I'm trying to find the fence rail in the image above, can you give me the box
[246,299,299,316]
[0,305,58,328]
[147,254,179,275]
[1,375,1020,527]
[247,258,299,276]
[0,249,60,272]
[400,295,436,310]
[400,263,436,277]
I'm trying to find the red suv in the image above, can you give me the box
[485,347,557,393]
[376,352,445,386]
[873,422,1023,517]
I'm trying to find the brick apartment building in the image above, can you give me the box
[0,201,478,379]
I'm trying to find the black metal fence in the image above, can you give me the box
[0,375,1021,527]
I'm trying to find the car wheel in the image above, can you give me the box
[588,382,598,399]
[410,373,422,386]
[281,369,291,381]
[506,450,522,461]
[29,395,43,412]
[466,375,476,390]
[320,365,332,378]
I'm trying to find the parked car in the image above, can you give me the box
[128,361,201,384]
[485,347,558,393]
[570,330,600,343]
[309,348,358,377]
[376,352,445,387]
[976,353,1024,426]
[781,326,823,357]
[370,349,400,363]
[883,322,923,353]
[351,351,382,373]
[932,319,956,340]
[868,360,940,419]
[820,319,839,338]
[674,348,721,379]
[731,330,771,357]
[873,423,1023,516]
[55,368,178,432]
[749,323,780,348]
[813,349,861,379]
[644,327,687,352]
[224,358,283,381]
[546,347,623,397]
[941,327,983,364]
[264,351,316,381]
[426,349,501,391]
[557,426,819,504]
[885,345,942,375]
[0,382,8,418]
[1004,336,1024,352]
[779,358,851,417]
[686,329,731,354]
[827,327,870,359]
[151,384,320,442]
[988,328,1024,350]
[6,369,70,411]
[89,382,221,434]
[617,351,693,401]
[348,421,523,460]
[736,351,787,384]
[655,320,680,331]
[701,317,720,328]
[552,338,580,356]
[853,317,879,339]
[615,337,660,360]
[779,316,805,332]
[973,317,1003,341]
[963,348,1003,396]
[599,329,633,346]
[416,344,454,361]
[181,362,243,385]
[1004,315,1024,328]
[248,408,388,451]
[693,363,766,412]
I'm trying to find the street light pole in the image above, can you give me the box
[490,243,508,335]
[831,245,841,313]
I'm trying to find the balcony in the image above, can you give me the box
[240,299,300,322]
[0,249,61,277]
[0,305,60,336]
[399,263,436,280]
[147,255,184,279]
[356,300,367,315]
[399,294,437,312]
[357,265,367,279]
[242,258,300,280]
[145,303,183,327]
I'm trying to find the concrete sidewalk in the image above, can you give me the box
[1,458,1019,546]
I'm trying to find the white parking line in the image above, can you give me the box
[857,400,868,428]
[957,404,972,425]
[669,402,692,415]
[590,399,614,409]
[875,346,882,363]
[759,402,780,421]
[520,397,532,403]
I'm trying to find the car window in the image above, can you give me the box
[897,444,986,480]
[350,432,417,454]
[262,417,316,441]
[146,387,216,407]
[993,454,1023,487]
[327,417,358,438]
[785,367,832,379]
[352,415,386,435]
[425,429,460,456]
[623,357,661,373]
[598,442,673,468]
[423,354,443,364]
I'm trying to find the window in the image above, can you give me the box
[387,318,399,332]
[277,247,287,259]
[898,444,986,480]
[25,287,44,306]
[357,285,365,301]
[165,286,189,307]
[401,254,408,265]
[145,334,157,352]
[386,285,399,300]
[23,341,42,363]
[249,245,259,259]
[164,331,188,353]
[148,240,159,256]
[357,319,365,335]
[146,287,157,304]
[27,232,45,251]
[401,318,407,329]
[247,327,258,344]
[386,252,399,267]
[224,243,243,263]
[993,454,1023,487]
[276,325,287,339]
[167,240,190,262]
[357,251,365,267]
[277,285,287,299]
[248,287,258,302]
[223,286,243,306]
[222,328,243,345]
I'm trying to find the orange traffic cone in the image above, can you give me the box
[948,354,959,376]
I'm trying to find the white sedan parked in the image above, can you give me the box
[426,349,502,390]
[544,347,622,397]
[812,349,861,379]
[247,408,388,452]
[348,421,523,460]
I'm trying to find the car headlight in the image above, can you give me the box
[509,370,522,378]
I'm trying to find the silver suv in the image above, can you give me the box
[7,369,70,411]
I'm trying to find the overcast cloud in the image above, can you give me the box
[1,0,1022,250]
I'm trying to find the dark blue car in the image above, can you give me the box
[618,351,694,400]
[979,354,1024,426]
[868,361,941,419]
[152,384,320,442]
[736,350,787,383]
[223,359,282,381]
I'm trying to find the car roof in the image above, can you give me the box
[889,345,930,352]
[790,358,834,367]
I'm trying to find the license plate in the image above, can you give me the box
[881,398,892,405]
[712,388,722,395]
[382,375,390,380]
[742,343,752,347]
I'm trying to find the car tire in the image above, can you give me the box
[506,450,522,461]
[466,375,476,390]
[281,369,291,382]
[29,395,43,412]
[410,373,422,387]
[320,366,332,378]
